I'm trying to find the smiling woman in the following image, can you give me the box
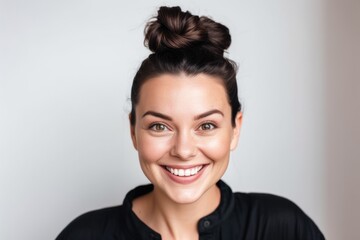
[131,73,241,207]
[56,6,325,240]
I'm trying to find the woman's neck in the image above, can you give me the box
[132,184,220,240]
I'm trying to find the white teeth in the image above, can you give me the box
[165,165,203,177]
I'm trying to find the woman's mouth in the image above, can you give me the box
[164,165,204,177]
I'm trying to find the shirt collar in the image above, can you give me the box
[122,180,235,239]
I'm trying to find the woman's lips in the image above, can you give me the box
[162,164,207,184]
[165,165,203,177]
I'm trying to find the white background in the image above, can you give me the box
[0,0,359,239]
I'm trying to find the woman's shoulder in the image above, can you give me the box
[55,184,154,240]
[232,192,325,239]
[235,192,302,214]
[55,205,126,240]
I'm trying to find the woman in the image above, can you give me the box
[56,6,325,240]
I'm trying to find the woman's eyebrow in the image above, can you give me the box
[141,109,224,121]
[194,109,224,120]
[142,111,172,121]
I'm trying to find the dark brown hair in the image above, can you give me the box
[130,6,241,126]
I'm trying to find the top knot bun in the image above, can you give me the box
[144,6,231,56]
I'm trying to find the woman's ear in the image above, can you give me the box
[230,112,243,151]
[129,114,138,150]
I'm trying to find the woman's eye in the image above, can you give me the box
[149,123,168,132]
[199,123,216,131]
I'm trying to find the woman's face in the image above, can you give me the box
[130,73,242,204]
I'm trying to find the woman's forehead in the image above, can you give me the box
[135,73,231,121]
[141,73,226,96]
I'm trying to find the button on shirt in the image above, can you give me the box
[56,180,325,240]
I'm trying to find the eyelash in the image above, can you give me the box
[198,122,217,131]
[148,122,217,132]
[149,123,170,132]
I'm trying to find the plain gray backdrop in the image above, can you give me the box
[0,0,359,239]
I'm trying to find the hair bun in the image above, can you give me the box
[144,6,231,56]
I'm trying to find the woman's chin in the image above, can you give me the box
[167,189,204,204]
[158,182,218,205]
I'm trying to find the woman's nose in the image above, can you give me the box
[170,131,197,160]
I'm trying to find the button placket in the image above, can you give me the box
[203,220,211,228]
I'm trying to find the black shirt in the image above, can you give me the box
[56,180,325,239]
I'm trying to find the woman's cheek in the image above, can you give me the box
[200,134,231,160]
[138,135,172,163]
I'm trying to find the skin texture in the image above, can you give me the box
[130,73,242,239]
